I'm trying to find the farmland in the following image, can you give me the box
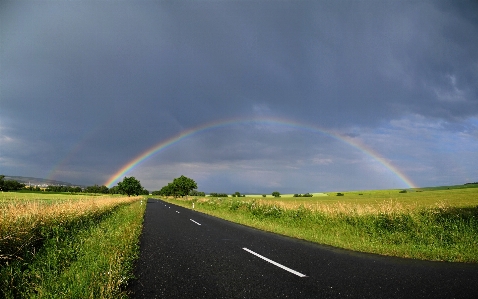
[160,185,478,262]
[0,193,145,298]
[1,184,477,297]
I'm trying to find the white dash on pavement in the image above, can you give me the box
[176,211,180,213]
[190,219,201,225]
[242,248,307,277]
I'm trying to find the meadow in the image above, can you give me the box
[161,185,478,263]
[0,192,146,298]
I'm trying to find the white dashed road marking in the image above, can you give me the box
[190,219,201,225]
[243,247,307,277]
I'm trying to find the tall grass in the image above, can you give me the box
[0,194,146,298]
[164,191,478,262]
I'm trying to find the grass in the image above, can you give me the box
[0,193,146,298]
[159,186,478,262]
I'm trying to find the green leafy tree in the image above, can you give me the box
[0,175,25,191]
[172,175,197,198]
[272,191,281,197]
[189,190,205,196]
[109,185,121,194]
[117,176,144,197]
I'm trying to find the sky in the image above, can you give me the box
[1,0,477,194]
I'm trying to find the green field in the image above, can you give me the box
[161,184,478,263]
[0,193,146,298]
[1,184,476,297]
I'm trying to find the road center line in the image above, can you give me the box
[190,219,201,225]
[242,247,307,277]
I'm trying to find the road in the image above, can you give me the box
[129,198,478,298]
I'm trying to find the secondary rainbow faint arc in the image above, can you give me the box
[104,117,417,188]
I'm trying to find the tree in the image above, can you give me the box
[117,176,143,196]
[189,190,205,196]
[0,175,25,192]
[272,191,281,197]
[109,185,121,194]
[172,175,197,198]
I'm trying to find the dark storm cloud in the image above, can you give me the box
[1,0,477,189]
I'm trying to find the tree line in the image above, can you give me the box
[0,175,26,192]
[0,174,149,196]
[152,175,200,197]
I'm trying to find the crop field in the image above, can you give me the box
[162,185,478,263]
[0,192,146,298]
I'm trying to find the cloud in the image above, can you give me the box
[1,1,477,191]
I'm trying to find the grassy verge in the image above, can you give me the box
[0,194,146,298]
[160,188,478,262]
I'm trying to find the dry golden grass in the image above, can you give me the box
[183,186,478,217]
[0,194,141,261]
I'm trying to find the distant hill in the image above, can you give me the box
[3,175,76,187]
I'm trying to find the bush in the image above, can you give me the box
[336,193,344,196]
[209,193,229,197]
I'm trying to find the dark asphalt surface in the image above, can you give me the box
[129,198,478,298]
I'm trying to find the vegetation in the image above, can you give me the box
[117,176,147,196]
[208,193,229,197]
[152,175,198,197]
[1,174,150,196]
[0,175,25,192]
[159,186,478,262]
[189,190,206,196]
[0,193,145,298]
[272,191,281,197]
[293,193,313,197]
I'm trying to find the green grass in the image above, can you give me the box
[0,194,146,298]
[160,186,478,262]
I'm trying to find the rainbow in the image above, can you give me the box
[104,116,417,188]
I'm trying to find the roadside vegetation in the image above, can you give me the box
[0,174,150,195]
[0,192,146,298]
[159,185,478,263]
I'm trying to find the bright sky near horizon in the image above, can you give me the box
[1,1,477,193]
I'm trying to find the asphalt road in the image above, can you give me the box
[129,198,478,298]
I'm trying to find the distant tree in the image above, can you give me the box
[158,183,176,197]
[189,190,205,196]
[262,194,266,197]
[99,185,109,194]
[272,191,281,198]
[85,184,101,193]
[0,175,25,191]
[109,185,121,194]
[171,175,197,198]
[209,193,229,197]
[0,175,5,191]
[232,191,241,197]
[117,176,144,197]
